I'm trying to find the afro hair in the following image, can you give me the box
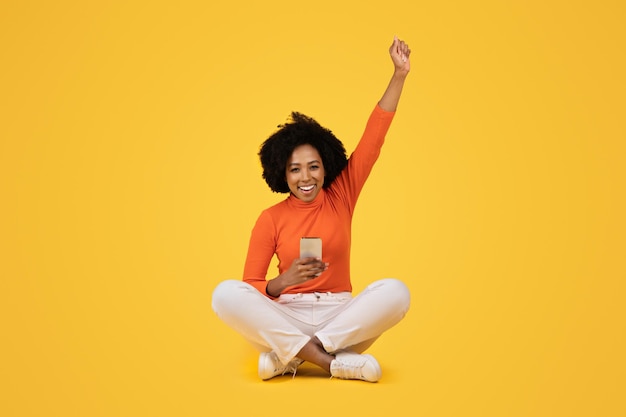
[258,112,348,193]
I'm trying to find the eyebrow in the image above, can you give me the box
[287,160,321,167]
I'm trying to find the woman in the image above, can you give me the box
[212,36,412,382]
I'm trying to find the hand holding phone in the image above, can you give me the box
[300,237,323,277]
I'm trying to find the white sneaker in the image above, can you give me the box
[258,352,304,380]
[330,351,382,382]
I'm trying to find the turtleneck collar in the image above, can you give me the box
[287,188,325,209]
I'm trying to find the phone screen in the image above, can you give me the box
[300,237,322,259]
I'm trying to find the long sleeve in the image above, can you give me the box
[243,210,277,295]
[334,104,395,215]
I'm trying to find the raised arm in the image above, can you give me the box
[378,36,411,112]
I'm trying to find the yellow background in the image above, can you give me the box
[1,1,625,416]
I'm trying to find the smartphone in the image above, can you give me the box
[300,237,322,259]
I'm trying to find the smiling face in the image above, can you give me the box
[285,144,325,202]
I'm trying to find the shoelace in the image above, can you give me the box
[330,358,366,380]
[281,359,302,379]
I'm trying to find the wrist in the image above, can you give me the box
[392,69,409,80]
[266,281,278,297]
[266,278,284,298]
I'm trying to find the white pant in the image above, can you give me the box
[211,278,410,365]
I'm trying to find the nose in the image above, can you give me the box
[300,168,311,181]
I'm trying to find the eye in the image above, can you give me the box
[290,167,300,173]
[310,165,319,170]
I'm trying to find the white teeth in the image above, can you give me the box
[299,185,314,191]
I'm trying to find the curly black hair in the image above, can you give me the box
[258,112,348,193]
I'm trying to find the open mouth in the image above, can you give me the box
[299,185,315,193]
